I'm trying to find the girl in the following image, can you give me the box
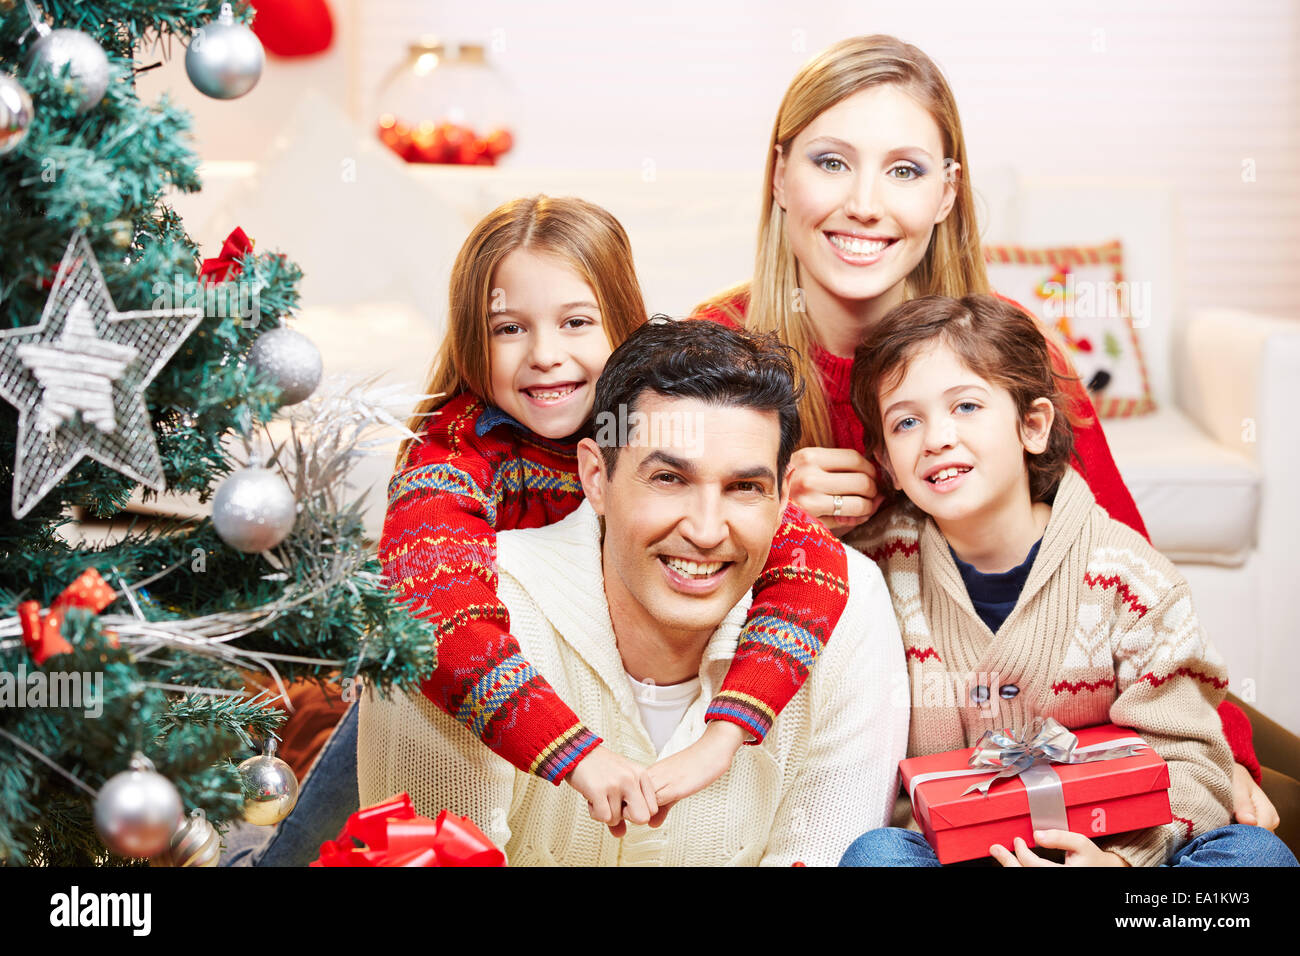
[691,33,1267,814]
[379,195,849,830]
[838,294,1294,866]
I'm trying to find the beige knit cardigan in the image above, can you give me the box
[359,499,910,866]
[844,468,1233,867]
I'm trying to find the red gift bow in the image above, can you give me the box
[199,227,255,283]
[310,792,506,867]
[17,569,117,665]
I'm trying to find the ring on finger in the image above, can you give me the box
[832,494,844,518]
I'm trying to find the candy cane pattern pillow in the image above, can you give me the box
[985,240,1155,418]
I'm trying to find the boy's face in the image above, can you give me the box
[876,341,1052,529]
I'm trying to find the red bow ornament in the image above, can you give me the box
[17,569,117,665]
[199,227,255,283]
[311,792,506,867]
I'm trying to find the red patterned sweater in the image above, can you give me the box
[693,293,1260,780]
[379,392,849,783]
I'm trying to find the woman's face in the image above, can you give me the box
[487,248,613,440]
[772,84,958,326]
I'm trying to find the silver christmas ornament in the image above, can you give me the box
[0,73,34,156]
[0,231,202,519]
[94,753,184,859]
[248,326,322,407]
[185,3,264,100]
[237,740,299,826]
[151,808,221,867]
[25,25,110,114]
[212,465,297,553]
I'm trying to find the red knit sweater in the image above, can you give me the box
[693,293,1260,781]
[379,391,849,783]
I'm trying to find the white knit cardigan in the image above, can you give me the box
[845,468,1234,866]
[359,499,910,866]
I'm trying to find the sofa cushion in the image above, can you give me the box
[1102,407,1259,565]
[986,240,1156,418]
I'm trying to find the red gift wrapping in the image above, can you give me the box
[310,792,506,867]
[899,723,1172,864]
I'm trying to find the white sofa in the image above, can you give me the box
[983,175,1299,735]
[161,143,1300,732]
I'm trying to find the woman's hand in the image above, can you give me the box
[788,447,886,535]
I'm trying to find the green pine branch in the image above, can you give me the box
[0,1,438,866]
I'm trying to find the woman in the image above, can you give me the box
[691,34,1273,825]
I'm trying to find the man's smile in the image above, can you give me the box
[657,554,734,593]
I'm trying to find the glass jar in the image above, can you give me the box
[375,38,515,165]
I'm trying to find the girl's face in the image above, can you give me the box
[487,248,613,440]
[772,84,958,326]
[876,340,1052,530]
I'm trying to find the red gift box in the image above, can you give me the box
[899,722,1172,864]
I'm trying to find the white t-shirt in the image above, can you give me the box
[624,672,701,755]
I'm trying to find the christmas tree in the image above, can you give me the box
[0,1,436,865]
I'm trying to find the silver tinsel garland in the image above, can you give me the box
[0,377,439,709]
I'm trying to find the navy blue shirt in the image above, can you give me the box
[950,537,1043,634]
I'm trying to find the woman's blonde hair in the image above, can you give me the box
[398,195,647,464]
[699,35,989,449]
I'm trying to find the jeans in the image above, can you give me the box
[838,824,1300,867]
[220,701,361,867]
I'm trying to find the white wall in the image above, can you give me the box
[137,0,1299,319]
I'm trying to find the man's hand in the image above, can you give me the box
[565,745,657,838]
[787,447,885,536]
[646,721,747,826]
[1231,762,1280,830]
[989,830,1130,867]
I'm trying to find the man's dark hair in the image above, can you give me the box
[589,317,804,491]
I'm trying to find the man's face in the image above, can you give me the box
[578,394,790,646]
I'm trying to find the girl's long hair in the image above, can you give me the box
[398,195,647,465]
[698,35,989,449]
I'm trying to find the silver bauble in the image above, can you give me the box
[185,3,265,100]
[151,808,221,867]
[212,466,297,553]
[237,745,299,826]
[248,327,322,407]
[0,74,34,156]
[25,27,110,114]
[94,753,183,859]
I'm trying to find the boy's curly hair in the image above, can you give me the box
[850,294,1087,503]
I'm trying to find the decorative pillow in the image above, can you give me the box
[984,240,1155,418]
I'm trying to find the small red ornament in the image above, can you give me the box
[200,227,255,284]
[457,137,490,166]
[18,568,117,665]
[376,117,514,166]
[250,0,335,58]
[484,128,513,158]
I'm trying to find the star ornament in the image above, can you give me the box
[0,232,203,519]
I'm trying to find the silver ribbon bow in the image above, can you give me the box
[908,717,1149,833]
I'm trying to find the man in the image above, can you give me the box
[359,319,908,865]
